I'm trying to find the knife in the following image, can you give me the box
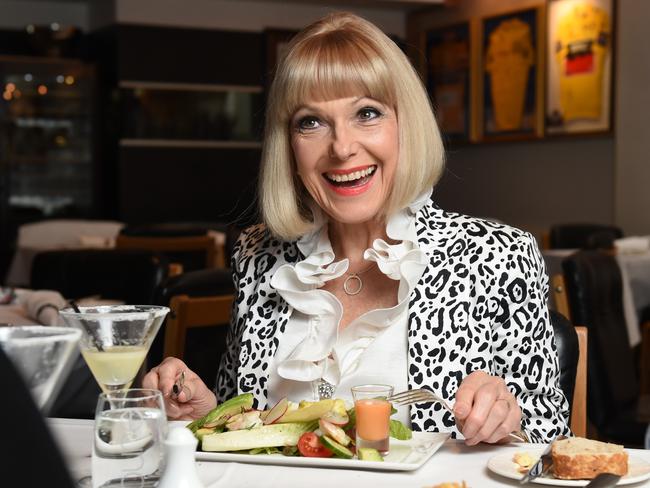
[585,473,622,487]
[519,435,566,484]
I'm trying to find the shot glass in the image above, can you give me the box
[92,388,167,488]
[351,384,394,456]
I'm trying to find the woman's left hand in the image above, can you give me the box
[453,370,522,445]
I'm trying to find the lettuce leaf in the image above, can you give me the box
[389,419,412,440]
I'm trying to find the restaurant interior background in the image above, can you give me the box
[1,0,649,280]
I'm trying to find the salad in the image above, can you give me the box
[186,393,412,461]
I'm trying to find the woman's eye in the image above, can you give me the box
[297,116,321,131]
[358,107,382,121]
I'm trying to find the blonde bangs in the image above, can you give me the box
[277,31,397,120]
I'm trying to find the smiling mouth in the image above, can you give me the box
[323,165,377,187]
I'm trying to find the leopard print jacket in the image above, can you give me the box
[216,200,571,442]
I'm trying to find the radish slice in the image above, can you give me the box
[263,397,288,425]
[321,410,349,426]
[319,419,352,446]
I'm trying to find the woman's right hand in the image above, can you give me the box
[143,357,217,420]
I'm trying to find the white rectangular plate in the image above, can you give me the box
[194,431,449,471]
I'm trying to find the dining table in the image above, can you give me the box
[48,418,650,487]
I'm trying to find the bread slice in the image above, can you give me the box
[551,437,628,480]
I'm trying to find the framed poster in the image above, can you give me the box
[480,7,544,141]
[546,0,615,135]
[425,22,471,143]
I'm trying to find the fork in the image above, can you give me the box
[388,388,529,443]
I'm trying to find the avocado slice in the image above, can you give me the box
[187,393,254,433]
[357,447,383,461]
[277,399,335,423]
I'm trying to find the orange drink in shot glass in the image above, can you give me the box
[351,384,394,456]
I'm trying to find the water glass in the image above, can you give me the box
[351,384,393,456]
[92,389,167,488]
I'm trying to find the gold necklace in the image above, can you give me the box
[342,261,376,296]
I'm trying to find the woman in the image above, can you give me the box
[144,12,570,445]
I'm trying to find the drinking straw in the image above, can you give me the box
[69,300,104,352]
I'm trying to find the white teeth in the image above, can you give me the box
[326,166,376,183]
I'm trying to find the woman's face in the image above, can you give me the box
[290,96,399,226]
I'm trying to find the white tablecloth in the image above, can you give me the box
[543,249,650,347]
[48,418,650,488]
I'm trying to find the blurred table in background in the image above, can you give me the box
[5,220,124,287]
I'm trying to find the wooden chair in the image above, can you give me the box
[163,294,234,360]
[572,326,588,437]
[115,234,221,272]
[552,273,571,321]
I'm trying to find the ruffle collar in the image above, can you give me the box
[269,190,431,385]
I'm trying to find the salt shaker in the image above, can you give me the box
[158,426,205,488]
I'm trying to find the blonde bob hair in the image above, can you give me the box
[260,12,445,240]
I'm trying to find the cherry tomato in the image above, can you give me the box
[297,432,333,458]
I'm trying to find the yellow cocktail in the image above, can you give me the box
[60,305,169,392]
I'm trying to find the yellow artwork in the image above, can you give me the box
[485,18,534,131]
[554,2,610,121]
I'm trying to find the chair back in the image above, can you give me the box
[551,274,571,321]
[151,268,235,386]
[162,294,233,389]
[549,223,622,250]
[573,326,588,437]
[549,310,578,411]
[548,310,587,437]
[164,294,234,358]
[562,250,644,445]
[30,249,168,304]
[115,234,219,272]
[154,267,234,305]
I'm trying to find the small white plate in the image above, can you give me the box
[487,449,650,486]
[194,431,449,471]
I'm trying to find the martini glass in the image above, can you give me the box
[59,305,169,393]
[0,325,82,415]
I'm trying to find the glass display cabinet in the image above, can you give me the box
[0,56,94,278]
[0,56,94,216]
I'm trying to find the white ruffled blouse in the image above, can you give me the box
[267,192,431,424]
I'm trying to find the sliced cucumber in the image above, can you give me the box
[357,447,383,461]
[320,435,354,459]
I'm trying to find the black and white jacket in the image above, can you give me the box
[216,200,571,442]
